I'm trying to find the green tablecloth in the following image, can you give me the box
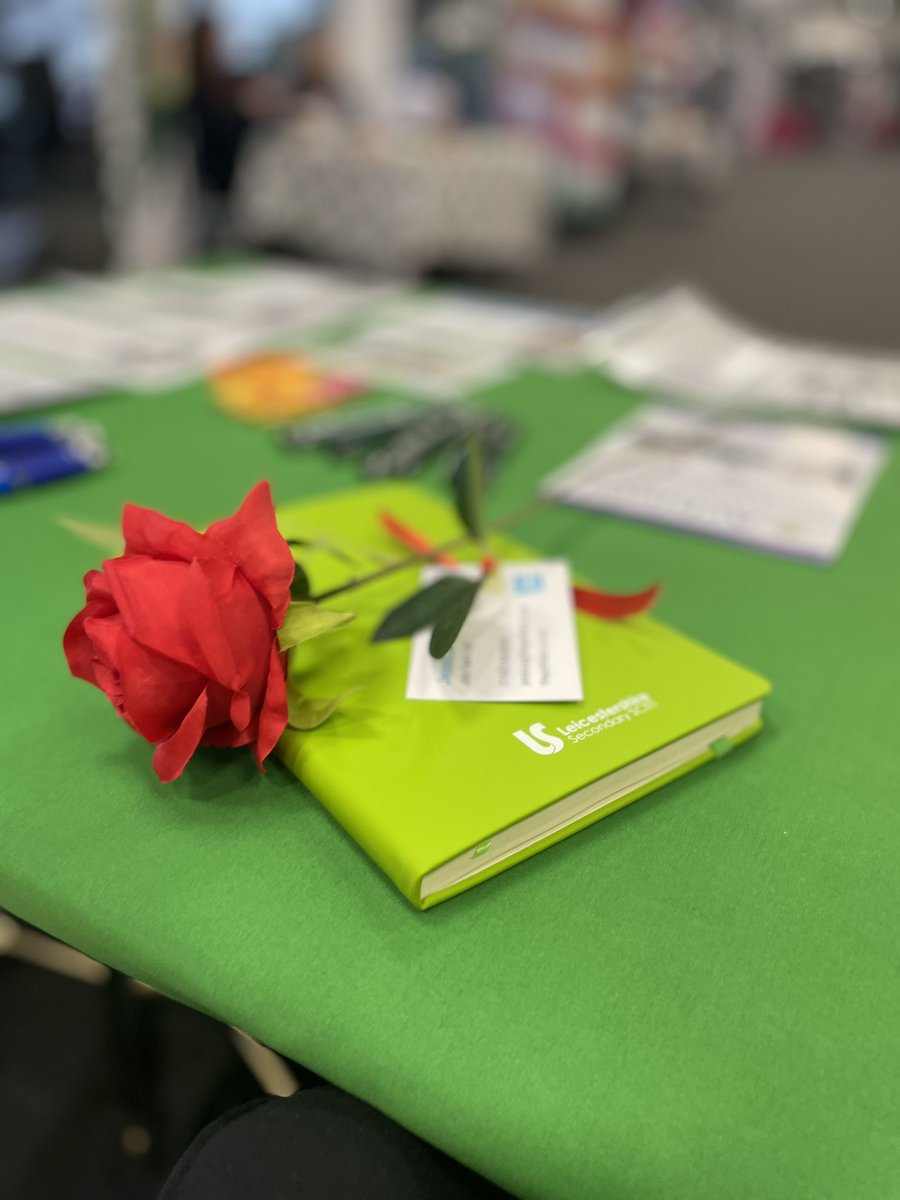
[2,370,898,1200]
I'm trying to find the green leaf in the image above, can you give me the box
[56,516,123,556]
[277,602,355,651]
[429,577,482,659]
[290,561,311,601]
[287,687,361,730]
[372,576,479,643]
[452,430,484,541]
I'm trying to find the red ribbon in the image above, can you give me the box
[379,511,457,565]
[379,510,660,619]
[572,583,660,619]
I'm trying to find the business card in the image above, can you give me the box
[406,560,584,702]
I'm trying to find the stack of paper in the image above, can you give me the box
[542,405,887,564]
[584,286,900,429]
[0,261,397,415]
[324,292,590,398]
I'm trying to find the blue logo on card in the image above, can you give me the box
[511,572,544,596]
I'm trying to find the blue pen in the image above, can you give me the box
[0,426,62,456]
[0,421,108,496]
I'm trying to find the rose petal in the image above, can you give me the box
[112,634,208,744]
[203,678,237,730]
[178,558,241,687]
[153,687,209,782]
[230,690,252,732]
[253,644,289,768]
[82,615,127,710]
[201,721,255,749]
[205,482,295,628]
[122,503,209,562]
[104,557,202,671]
[63,607,101,685]
[178,559,274,702]
[93,660,121,708]
[64,568,119,686]
[83,613,122,669]
[84,568,115,609]
[104,554,272,701]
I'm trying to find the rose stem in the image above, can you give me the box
[308,497,552,604]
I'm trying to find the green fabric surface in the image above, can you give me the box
[2,368,899,1200]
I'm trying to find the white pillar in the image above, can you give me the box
[95,0,147,268]
[331,0,411,123]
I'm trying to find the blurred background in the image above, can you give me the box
[2,1,899,1197]
[0,0,899,337]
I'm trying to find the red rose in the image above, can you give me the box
[63,482,295,782]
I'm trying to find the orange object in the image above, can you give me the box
[210,354,363,425]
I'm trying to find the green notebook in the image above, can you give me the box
[277,483,771,909]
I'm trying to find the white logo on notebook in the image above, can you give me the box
[512,724,565,756]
